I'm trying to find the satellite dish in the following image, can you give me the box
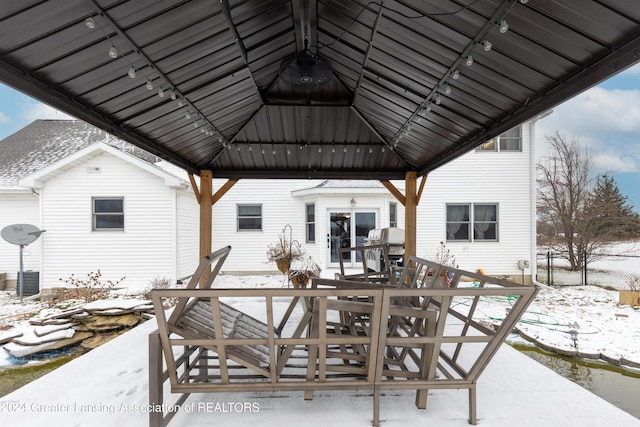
[1,224,45,246]
[1,224,45,303]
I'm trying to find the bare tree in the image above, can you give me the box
[537,132,595,270]
[537,133,640,270]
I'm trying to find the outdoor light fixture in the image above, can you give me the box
[108,45,118,59]
[500,19,509,33]
[146,80,153,90]
[85,17,95,29]
[177,98,185,107]
[452,68,460,80]
[569,329,578,348]
[444,83,451,95]
[158,86,164,98]
[435,93,441,105]
[466,54,473,66]
[483,40,492,51]
[170,89,177,100]
[128,65,136,79]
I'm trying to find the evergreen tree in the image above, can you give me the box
[587,174,640,239]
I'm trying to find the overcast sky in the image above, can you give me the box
[1,62,640,209]
[536,62,640,210]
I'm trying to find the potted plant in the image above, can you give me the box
[288,256,321,288]
[266,231,303,273]
[619,275,640,306]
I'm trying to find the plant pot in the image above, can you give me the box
[275,257,291,274]
[289,271,310,288]
[619,290,640,306]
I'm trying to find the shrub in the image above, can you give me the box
[59,270,126,302]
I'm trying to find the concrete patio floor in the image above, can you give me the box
[1,314,639,427]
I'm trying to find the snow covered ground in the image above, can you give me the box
[1,268,640,426]
[2,270,640,370]
[1,270,640,427]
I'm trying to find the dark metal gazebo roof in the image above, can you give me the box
[1,0,639,179]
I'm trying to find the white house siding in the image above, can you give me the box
[211,179,321,273]
[38,153,180,290]
[208,179,406,273]
[0,192,41,287]
[415,123,534,279]
[176,188,199,280]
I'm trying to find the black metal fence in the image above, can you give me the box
[537,250,640,290]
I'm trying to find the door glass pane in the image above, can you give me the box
[355,212,376,262]
[330,212,351,263]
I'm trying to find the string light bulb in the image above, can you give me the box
[466,54,474,66]
[483,40,492,51]
[108,45,118,59]
[499,19,509,33]
[435,93,441,105]
[452,69,460,80]
[128,65,136,79]
[158,86,164,98]
[177,98,185,107]
[170,89,177,100]
[146,80,153,90]
[444,83,451,95]
[85,17,96,29]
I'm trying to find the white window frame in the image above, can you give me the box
[446,203,499,242]
[237,204,262,231]
[477,125,522,152]
[306,203,315,243]
[92,197,124,231]
[389,202,397,228]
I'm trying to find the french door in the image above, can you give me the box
[328,209,377,267]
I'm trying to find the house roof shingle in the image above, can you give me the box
[0,119,159,188]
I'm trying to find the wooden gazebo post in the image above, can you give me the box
[381,171,427,267]
[404,171,418,263]
[188,170,237,287]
